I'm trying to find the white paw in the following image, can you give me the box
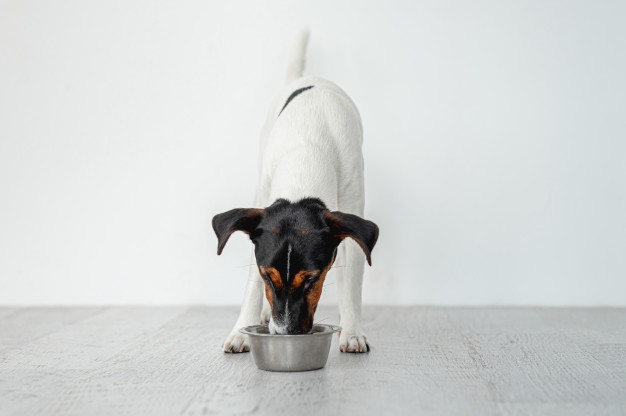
[260,305,271,324]
[222,329,250,353]
[338,329,370,353]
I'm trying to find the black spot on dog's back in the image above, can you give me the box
[277,86,314,117]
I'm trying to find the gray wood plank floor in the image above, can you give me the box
[0,306,624,415]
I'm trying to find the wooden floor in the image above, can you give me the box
[0,306,625,415]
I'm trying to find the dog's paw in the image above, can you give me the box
[260,305,271,324]
[338,330,370,353]
[222,330,250,353]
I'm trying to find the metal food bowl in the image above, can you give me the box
[239,324,341,372]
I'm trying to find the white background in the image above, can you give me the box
[1,1,625,306]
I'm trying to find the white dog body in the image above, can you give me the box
[223,30,370,353]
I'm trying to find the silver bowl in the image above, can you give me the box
[239,324,341,372]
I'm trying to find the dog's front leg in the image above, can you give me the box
[337,239,369,353]
[222,251,264,353]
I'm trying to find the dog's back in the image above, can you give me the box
[257,30,365,211]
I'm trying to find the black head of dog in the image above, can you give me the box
[212,197,379,334]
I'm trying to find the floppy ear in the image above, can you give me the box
[212,208,264,255]
[325,211,379,266]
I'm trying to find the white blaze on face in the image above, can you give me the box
[284,244,292,330]
[286,243,292,281]
[269,243,293,335]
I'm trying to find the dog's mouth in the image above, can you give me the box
[268,317,312,335]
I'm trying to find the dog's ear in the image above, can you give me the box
[212,208,264,255]
[325,211,379,266]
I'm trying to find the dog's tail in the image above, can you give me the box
[284,28,310,84]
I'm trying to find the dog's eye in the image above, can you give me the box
[307,272,319,281]
[257,268,269,281]
[302,272,320,288]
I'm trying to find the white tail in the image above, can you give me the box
[284,28,310,84]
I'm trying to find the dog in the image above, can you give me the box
[212,29,379,353]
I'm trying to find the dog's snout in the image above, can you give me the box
[269,311,312,335]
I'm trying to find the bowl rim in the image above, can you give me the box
[239,323,341,337]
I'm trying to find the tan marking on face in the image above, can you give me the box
[259,266,283,290]
[301,228,311,234]
[270,226,280,233]
[291,270,320,292]
[306,264,332,318]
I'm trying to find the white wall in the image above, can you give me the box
[1,0,625,306]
